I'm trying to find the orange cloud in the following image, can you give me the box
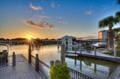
[23,20,54,29]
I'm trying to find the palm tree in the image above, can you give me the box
[113,28,120,39]
[117,0,120,4]
[114,12,120,39]
[115,11,120,24]
[99,16,115,49]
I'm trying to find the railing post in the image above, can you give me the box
[75,51,77,66]
[12,52,16,66]
[35,54,39,72]
[28,41,32,64]
[61,44,65,64]
[50,61,54,66]
[94,47,96,56]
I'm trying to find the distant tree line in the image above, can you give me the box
[0,38,58,45]
[32,38,58,45]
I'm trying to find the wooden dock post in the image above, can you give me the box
[94,47,96,56]
[94,63,97,73]
[50,61,54,66]
[35,54,39,72]
[80,60,82,71]
[12,52,16,66]
[28,41,32,64]
[61,44,65,64]
[75,51,77,66]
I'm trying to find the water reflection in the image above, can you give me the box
[32,45,61,65]
[0,45,120,79]
[66,57,120,79]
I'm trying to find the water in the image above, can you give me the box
[66,57,120,79]
[32,45,61,65]
[0,45,120,79]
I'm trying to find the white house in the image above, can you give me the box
[61,36,76,51]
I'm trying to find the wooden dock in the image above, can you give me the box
[0,55,45,79]
[66,51,120,63]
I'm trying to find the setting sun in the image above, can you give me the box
[26,34,35,40]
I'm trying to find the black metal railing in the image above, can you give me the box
[31,54,93,79]
[69,68,93,79]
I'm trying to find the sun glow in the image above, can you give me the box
[26,34,35,40]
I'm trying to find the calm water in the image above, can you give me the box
[0,45,120,79]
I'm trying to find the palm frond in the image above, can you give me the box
[115,11,120,23]
[99,16,115,28]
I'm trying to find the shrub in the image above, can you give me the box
[50,62,70,79]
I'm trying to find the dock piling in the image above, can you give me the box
[61,44,65,64]
[12,52,16,66]
[28,41,32,64]
[35,54,39,72]
[94,47,96,56]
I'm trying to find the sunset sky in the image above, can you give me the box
[0,0,120,39]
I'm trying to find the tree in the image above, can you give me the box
[113,28,120,38]
[115,12,120,49]
[99,16,115,49]
[117,0,120,4]
[115,12,120,24]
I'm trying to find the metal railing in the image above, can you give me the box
[31,54,93,79]
[69,68,93,79]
